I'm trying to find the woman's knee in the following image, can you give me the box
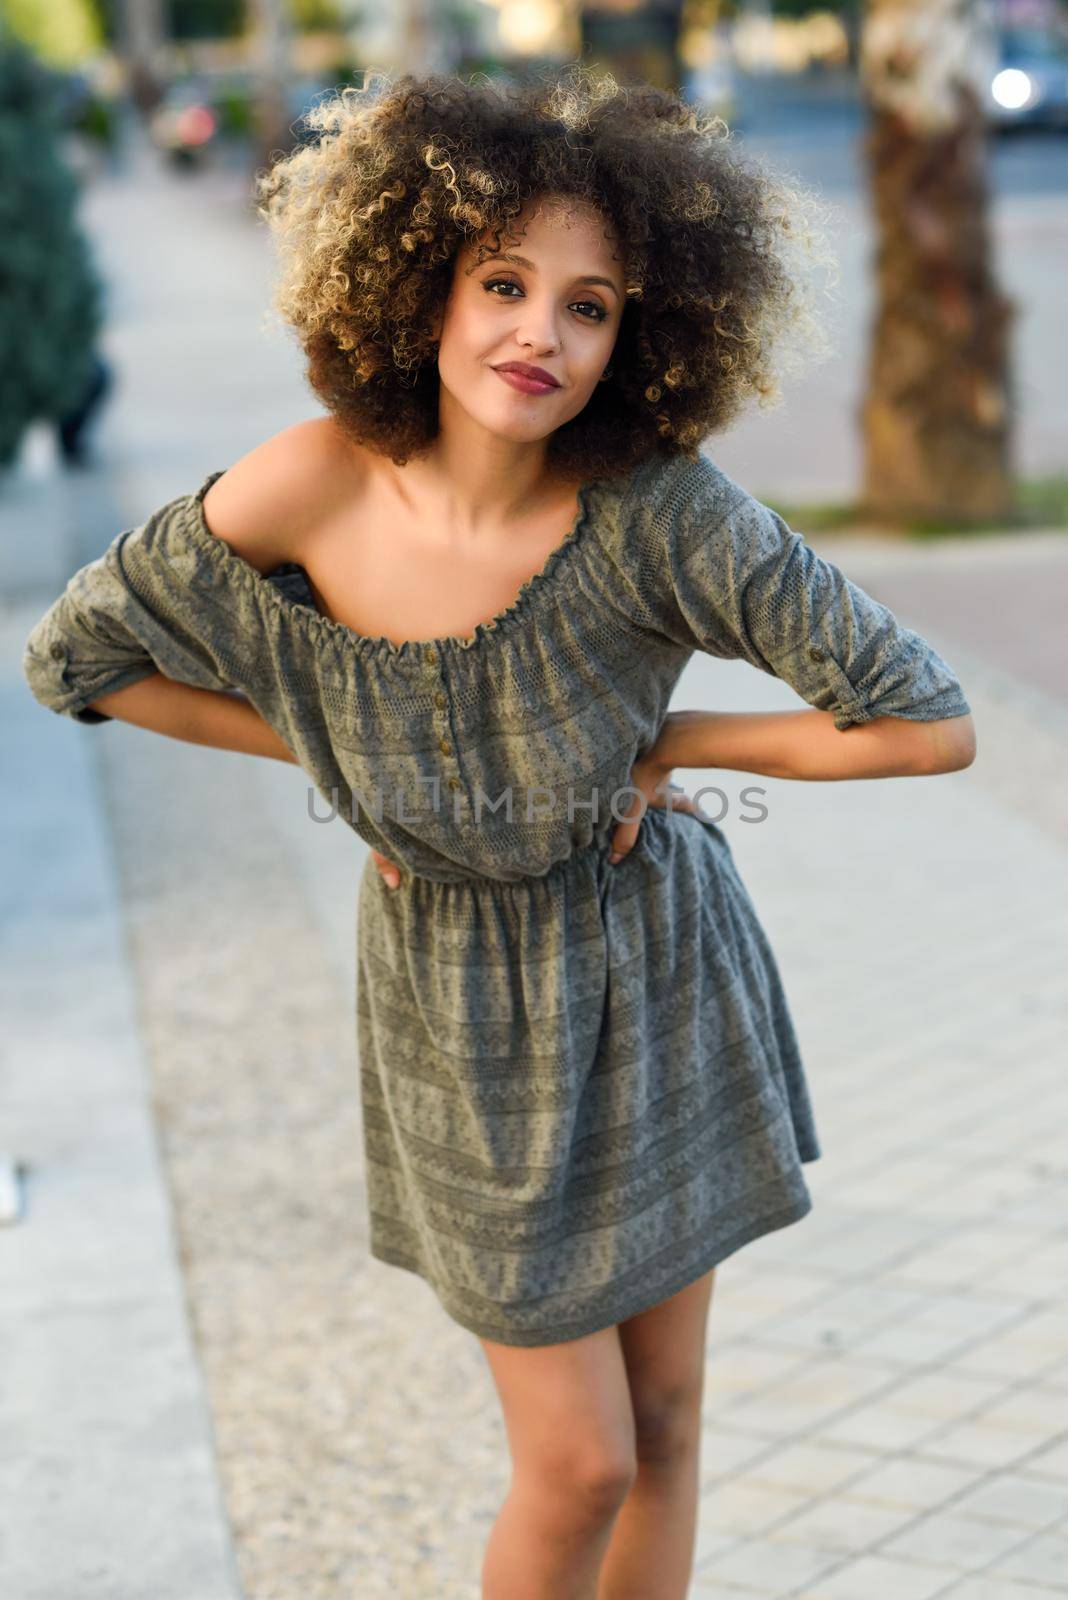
[518,1439,637,1518]
[478,1326,638,1513]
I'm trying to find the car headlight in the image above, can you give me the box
[991,68,1034,109]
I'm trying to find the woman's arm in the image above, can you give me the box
[628,454,974,735]
[88,673,299,764]
[654,706,976,783]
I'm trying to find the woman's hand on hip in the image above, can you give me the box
[370,849,401,889]
[607,746,708,865]
[368,723,710,885]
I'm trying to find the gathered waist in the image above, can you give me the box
[362,804,721,897]
[374,830,610,891]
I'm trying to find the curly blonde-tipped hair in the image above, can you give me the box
[253,63,836,483]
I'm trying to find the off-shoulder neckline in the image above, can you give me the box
[183,467,610,664]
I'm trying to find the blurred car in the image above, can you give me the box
[147,70,343,166]
[984,27,1068,131]
[147,77,222,167]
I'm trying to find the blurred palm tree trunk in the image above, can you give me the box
[247,0,294,171]
[398,0,440,76]
[859,0,1016,523]
[115,0,166,115]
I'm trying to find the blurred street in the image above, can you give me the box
[2,104,1067,1600]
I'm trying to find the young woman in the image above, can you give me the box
[23,66,975,1600]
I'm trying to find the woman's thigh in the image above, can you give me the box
[478,1323,638,1492]
[616,1268,718,1457]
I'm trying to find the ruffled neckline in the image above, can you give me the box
[184,467,607,664]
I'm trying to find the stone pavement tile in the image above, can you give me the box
[818,1400,965,1453]
[856,1314,1028,1368]
[713,1265,841,1324]
[981,1244,1068,1300]
[879,1511,1042,1572]
[741,1440,880,1496]
[973,1385,1068,1432]
[829,1155,968,1210]
[883,1227,1060,1294]
[787,1211,944,1276]
[704,1343,816,1407]
[699,1478,816,1539]
[985,1524,1068,1589]
[841,1456,983,1512]
[693,1534,843,1595]
[990,1308,1068,1356]
[918,1419,1054,1472]
[877,1371,1010,1422]
[748,1283,931,1355]
[978,1241,1068,1305]
[716,1359,905,1438]
[794,1553,957,1599]
[949,1472,1068,1530]
[701,1427,788,1487]
[693,1522,745,1574]
[768,1492,919,1552]
[1020,1436,1068,1483]
[938,1581,1068,1600]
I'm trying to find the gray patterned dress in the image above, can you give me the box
[22,448,972,1347]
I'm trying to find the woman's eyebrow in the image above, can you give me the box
[482,251,620,296]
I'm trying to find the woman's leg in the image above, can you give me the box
[596,1267,718,1600]
[478,1323,638,1600]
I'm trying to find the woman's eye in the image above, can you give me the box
[482,278,607,323]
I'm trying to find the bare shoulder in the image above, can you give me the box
[200,417,364,574]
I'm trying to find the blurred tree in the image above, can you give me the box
[0,0,103,67]
[580,0,687,91]
[859,0,1015,523]
[0,25,106,471]
[289,0,342,25]
[768,0,862,64]
[167,0,244,36]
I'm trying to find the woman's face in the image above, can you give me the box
[434,195,625,448]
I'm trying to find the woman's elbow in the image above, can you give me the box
[920,713,977,774]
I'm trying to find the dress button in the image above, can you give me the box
[438,737,452,756]
[434,691,446,710]
[448,776,461,792]
[808,646,825,663]
[424,646,437,665]
[49,641,66,661]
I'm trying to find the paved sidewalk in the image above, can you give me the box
[0,595,242,1599]
[2,129,1067,1599]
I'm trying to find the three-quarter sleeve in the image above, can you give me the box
[22,481,259,725]
[628,451,972,732]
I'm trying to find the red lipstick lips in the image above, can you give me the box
[492,362,561,395]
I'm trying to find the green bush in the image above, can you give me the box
[0,26,104,471]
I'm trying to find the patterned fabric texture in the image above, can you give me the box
[23,449,971,1346]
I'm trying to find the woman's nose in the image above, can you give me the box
[515,314,561,353]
